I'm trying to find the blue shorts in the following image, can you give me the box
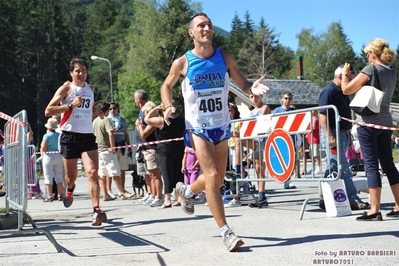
[184,125,231,148]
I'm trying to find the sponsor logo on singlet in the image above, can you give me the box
[190,72,225,88]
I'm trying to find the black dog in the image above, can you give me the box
[131,170,146,198]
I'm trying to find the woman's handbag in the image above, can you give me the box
[349,65,384,116]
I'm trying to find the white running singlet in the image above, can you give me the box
[60,82,94,133]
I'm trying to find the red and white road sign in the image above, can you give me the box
[265,128,295,182]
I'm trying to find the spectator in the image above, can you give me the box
[93,102,131,201]
[273,92,298,188]
[134,90,152,203]
[228,103,241,172]
[306,110,322,175]
[346,123,364,168]
[136,101,164,207]
[318,64,369,211]
[341,38,399,221]
[40,117,64,202]
[245,93,271,207]
[108,102,134,199]
[27,125,43,199]
[224,103,242,207]
[144,104,186,209]
[0,140,5,197]
[181,145,203,204]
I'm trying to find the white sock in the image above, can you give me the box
[220,225,230,237]
[185,185,195,198]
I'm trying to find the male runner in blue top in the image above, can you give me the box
[161,13,269,252]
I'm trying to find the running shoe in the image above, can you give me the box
[92,208,107,226]
[224,199,241,208]
[248,197,269,208]
[63,184,75,208]
[138,193,151,203]
[284,182,296,189]
[143,196,155,205]
[223,228,244,252]
[175,182,194,215]
[149,198,163,207]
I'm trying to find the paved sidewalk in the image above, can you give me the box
[0,170,398,266]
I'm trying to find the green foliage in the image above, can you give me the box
[294,22,357,87]
[0,0,81,143]
[116,0,197,127]
[117,0,163,125]
[118,68,161,126]
[0,0,20,114]
[243,11,255,37]
[1,0,398,143]
[83,0,119,102]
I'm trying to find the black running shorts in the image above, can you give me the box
[60,131,98,159]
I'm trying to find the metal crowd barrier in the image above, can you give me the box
[0,110,61,252]
[225,105,343,220]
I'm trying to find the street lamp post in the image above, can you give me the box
[91,55,113,102]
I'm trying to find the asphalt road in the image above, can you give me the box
[0,169,398,266]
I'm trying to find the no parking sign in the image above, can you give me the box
[265,128,295,182]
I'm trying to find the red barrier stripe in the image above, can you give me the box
[243,120,257,137]
[275,115,288,129]
[289,112,305,132]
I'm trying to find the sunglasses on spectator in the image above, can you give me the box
[109,107,117,110]
[284,97,292,100]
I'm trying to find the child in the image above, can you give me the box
[181,146,204,204]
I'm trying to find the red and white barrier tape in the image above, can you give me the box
[36,137,185,154]
[127,137,184,148]
[339,116,399,131]
[0,111,27,127]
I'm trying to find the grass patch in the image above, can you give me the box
[0,207,16,213]
[393,149,399,163]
